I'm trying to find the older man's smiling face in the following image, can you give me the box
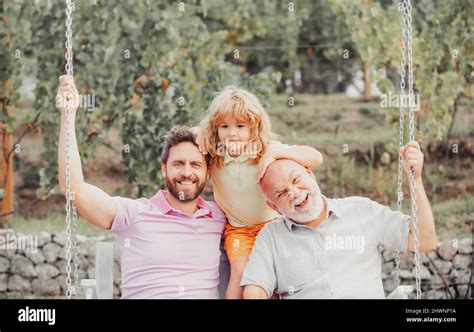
[259,159,325,223]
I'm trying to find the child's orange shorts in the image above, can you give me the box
[223,222,267,264]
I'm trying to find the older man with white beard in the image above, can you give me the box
[241,141,436,299]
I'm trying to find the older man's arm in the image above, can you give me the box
[243,285,268,299]
[370,141,435,254]
[401,141,436,253]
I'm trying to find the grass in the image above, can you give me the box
[6,211,110,236]
[433,196,474,219]
[267,93,394,145]
[267,93,474,145]
[431,196,474,240]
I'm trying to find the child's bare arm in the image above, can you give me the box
[257,144,323,182]
[274,145,323,169]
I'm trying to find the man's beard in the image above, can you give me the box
[165,175,206,202]
[282,186,325,223]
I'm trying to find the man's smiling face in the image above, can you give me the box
[259,159,325,223]
[162,141,208,201]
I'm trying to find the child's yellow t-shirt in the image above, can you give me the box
[211,141,288,228]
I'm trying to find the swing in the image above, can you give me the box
[62,0,422,299]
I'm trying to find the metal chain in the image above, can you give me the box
[404,0,422,300]
[64,0,78,299]
[395,0,422,299]
[394,0,409,293]
[72,206,79,295]
[394,0,407,291]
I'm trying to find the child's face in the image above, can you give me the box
[217,116,251,157]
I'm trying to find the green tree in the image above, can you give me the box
[331,0,473,140]
[4,0,284,199]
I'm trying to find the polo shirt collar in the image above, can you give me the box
[326,197,341,218]
[151,190,213,217]
[283,196,340,232]
[223,152,251,165]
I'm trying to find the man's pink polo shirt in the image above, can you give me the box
[110,190,226,299]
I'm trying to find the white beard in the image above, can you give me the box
[281,185,325,224]
[292,193,325,223]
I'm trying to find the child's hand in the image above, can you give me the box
[400,141,424,180]
[256,151,276,183]
[190,126,207,155]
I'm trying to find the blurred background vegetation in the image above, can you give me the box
[0,0,472,240]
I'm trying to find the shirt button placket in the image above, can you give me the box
[236,162,240,187]
[316,230,331,297]
[192,217,199,231]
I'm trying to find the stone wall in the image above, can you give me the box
[0,230,121,299]
[381,238,472,299]
[0,229,471,299]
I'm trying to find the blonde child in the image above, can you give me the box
[191,86,323,299]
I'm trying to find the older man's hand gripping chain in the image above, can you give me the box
[400,141,436,253]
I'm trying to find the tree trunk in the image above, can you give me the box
[363,62,371,101]
[0,129,14,225]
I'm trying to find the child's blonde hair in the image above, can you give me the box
[200,86,277,168]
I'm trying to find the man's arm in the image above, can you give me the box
[57,75,116,230]
[401,141,436,253]
[243,285,268,299]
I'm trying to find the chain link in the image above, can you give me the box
[64,0,78,299]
